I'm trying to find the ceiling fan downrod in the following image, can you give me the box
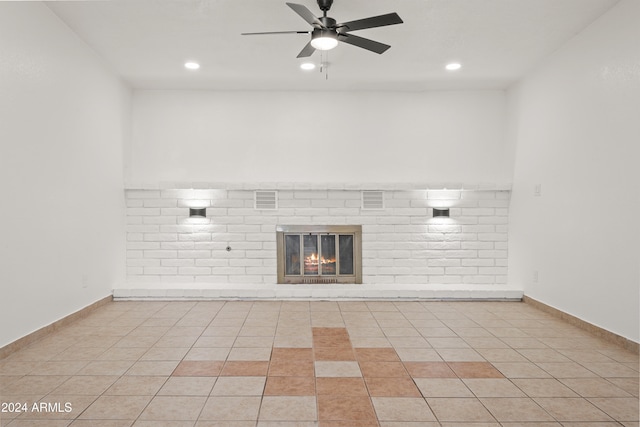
[317,0,333,15]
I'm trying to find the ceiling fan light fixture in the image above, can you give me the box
[445,62,461,71]
[310,30,338,50]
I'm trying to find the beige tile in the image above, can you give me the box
[588,397,640,421]
[158,377,217,396]
[534,397,614,422]
[273,335,313,348]
[315,361,362,377]
[184,348,230,361]
[193,336,236,348]
[426,397,496,422]
[560,378,633,397]
[394,348,442,362]
[138,396,206,421]
[139,347,189,361]
[79,395,152,420]
[53,375,119,395]
[371,397,437,422]
[199,396,261,421]
[536,362,598,378]
[511,378,578,397]
[436,348,485,362]
[227,347,272,361]
[349,337,392,348]
[126,361,179,376]
[387,337,430,348]
[77,361,134,376]
[154,336,198,348]
[71,420,134,427]
[463,378,526,397]
[607,377,639,397]
[96,347,148,361]
[480,397,555,422]
[211,376,266,396]
[105,376,166,395]
[476,348,528,363]
[581,362,639,378]
[3,375,69,395]
[414,378,474,397]
[492,362,551,378]
[259,396,317,421]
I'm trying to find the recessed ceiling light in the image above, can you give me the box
[300,62,315,71]
[446,63,461,71]
[184,62,200,70]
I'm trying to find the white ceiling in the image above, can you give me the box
[47,0,618,91]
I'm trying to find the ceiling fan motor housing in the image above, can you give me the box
[317,0,334,12]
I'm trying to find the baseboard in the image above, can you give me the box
[523,295,639,354]
[0,295,113,360]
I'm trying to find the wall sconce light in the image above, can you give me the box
[189,208,206,218]
[433,208,450,218]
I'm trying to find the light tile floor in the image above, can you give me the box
[0,300,638,426]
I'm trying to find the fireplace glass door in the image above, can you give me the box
[277,225,361,284]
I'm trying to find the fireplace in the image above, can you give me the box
[276,225,362,284]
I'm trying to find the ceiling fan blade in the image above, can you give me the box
[286,3,325,28]
[296,41,316,58]
[338,12,403,33]
[337,33,390,54]
[242,31,310,35]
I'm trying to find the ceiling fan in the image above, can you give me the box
[241,0,403,58]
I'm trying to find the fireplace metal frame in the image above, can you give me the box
[276,225,362,284]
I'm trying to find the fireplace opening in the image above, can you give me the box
[277,225,362,284]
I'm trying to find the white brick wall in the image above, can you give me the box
[125,186,510,286]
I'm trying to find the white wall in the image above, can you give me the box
[507,0,640,342]
[0,3,130,347]
[130,90,509,185]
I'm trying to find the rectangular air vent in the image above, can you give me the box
[254,190,278,210]
[361,191,385,210]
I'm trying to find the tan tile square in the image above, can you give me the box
[517,349,572,362]
[53,375,119,395]
[194,336,236,348]
[404,362,456,378]
[314,347,356,361]
[28,361,87,376]
[414,378,474,397]
[492,362,551,378]
[139,347,189,361]
[202,326,242,337]
[234,336,274,347]
[365,377,421,397]
[537,362,597,378]
[317,396,377,421]
[105,376,166,395]
[126,360,179,376]
[511,378,579,397]
[259,396,317,421]
[153,335,198,348]
[315,361,362,377]
[607,377,639,397]
[387,336,431,348]
[200,396,261,421]
[220,361,269,376]
[158,376,217,396]
[448,362,504,378]
[346,328,385,337]
[3,375,69,395]
[382,328,420,337]
[269,360,314,377]
[427,397,497,422]
[79,395,152,420]
[264,376,315,396]
[184,347,230,361]
[138,396,206,420]
[480,397,555,422]
[394,348,442,362]
[582,362,639,378]
[359,362,407,378]
[270,348,313,361]
[355,348,400,362]
[273,335,313,348]
[68,420,135,427]
[428,338,470,349]
[96,347,148,361]
[78,360,134,376]
[316,377,368,396]
[227,347,272,361]
[371,397,437,422]
[436,348,485,362]
[476,348,528,362]
[462,378,525,397]
[172,361,223,377]
[211,376,266,396]
[534,397,614,421]
[561,378,634,397]
[588,397,640,421]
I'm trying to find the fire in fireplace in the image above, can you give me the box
[276,225,362,284]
